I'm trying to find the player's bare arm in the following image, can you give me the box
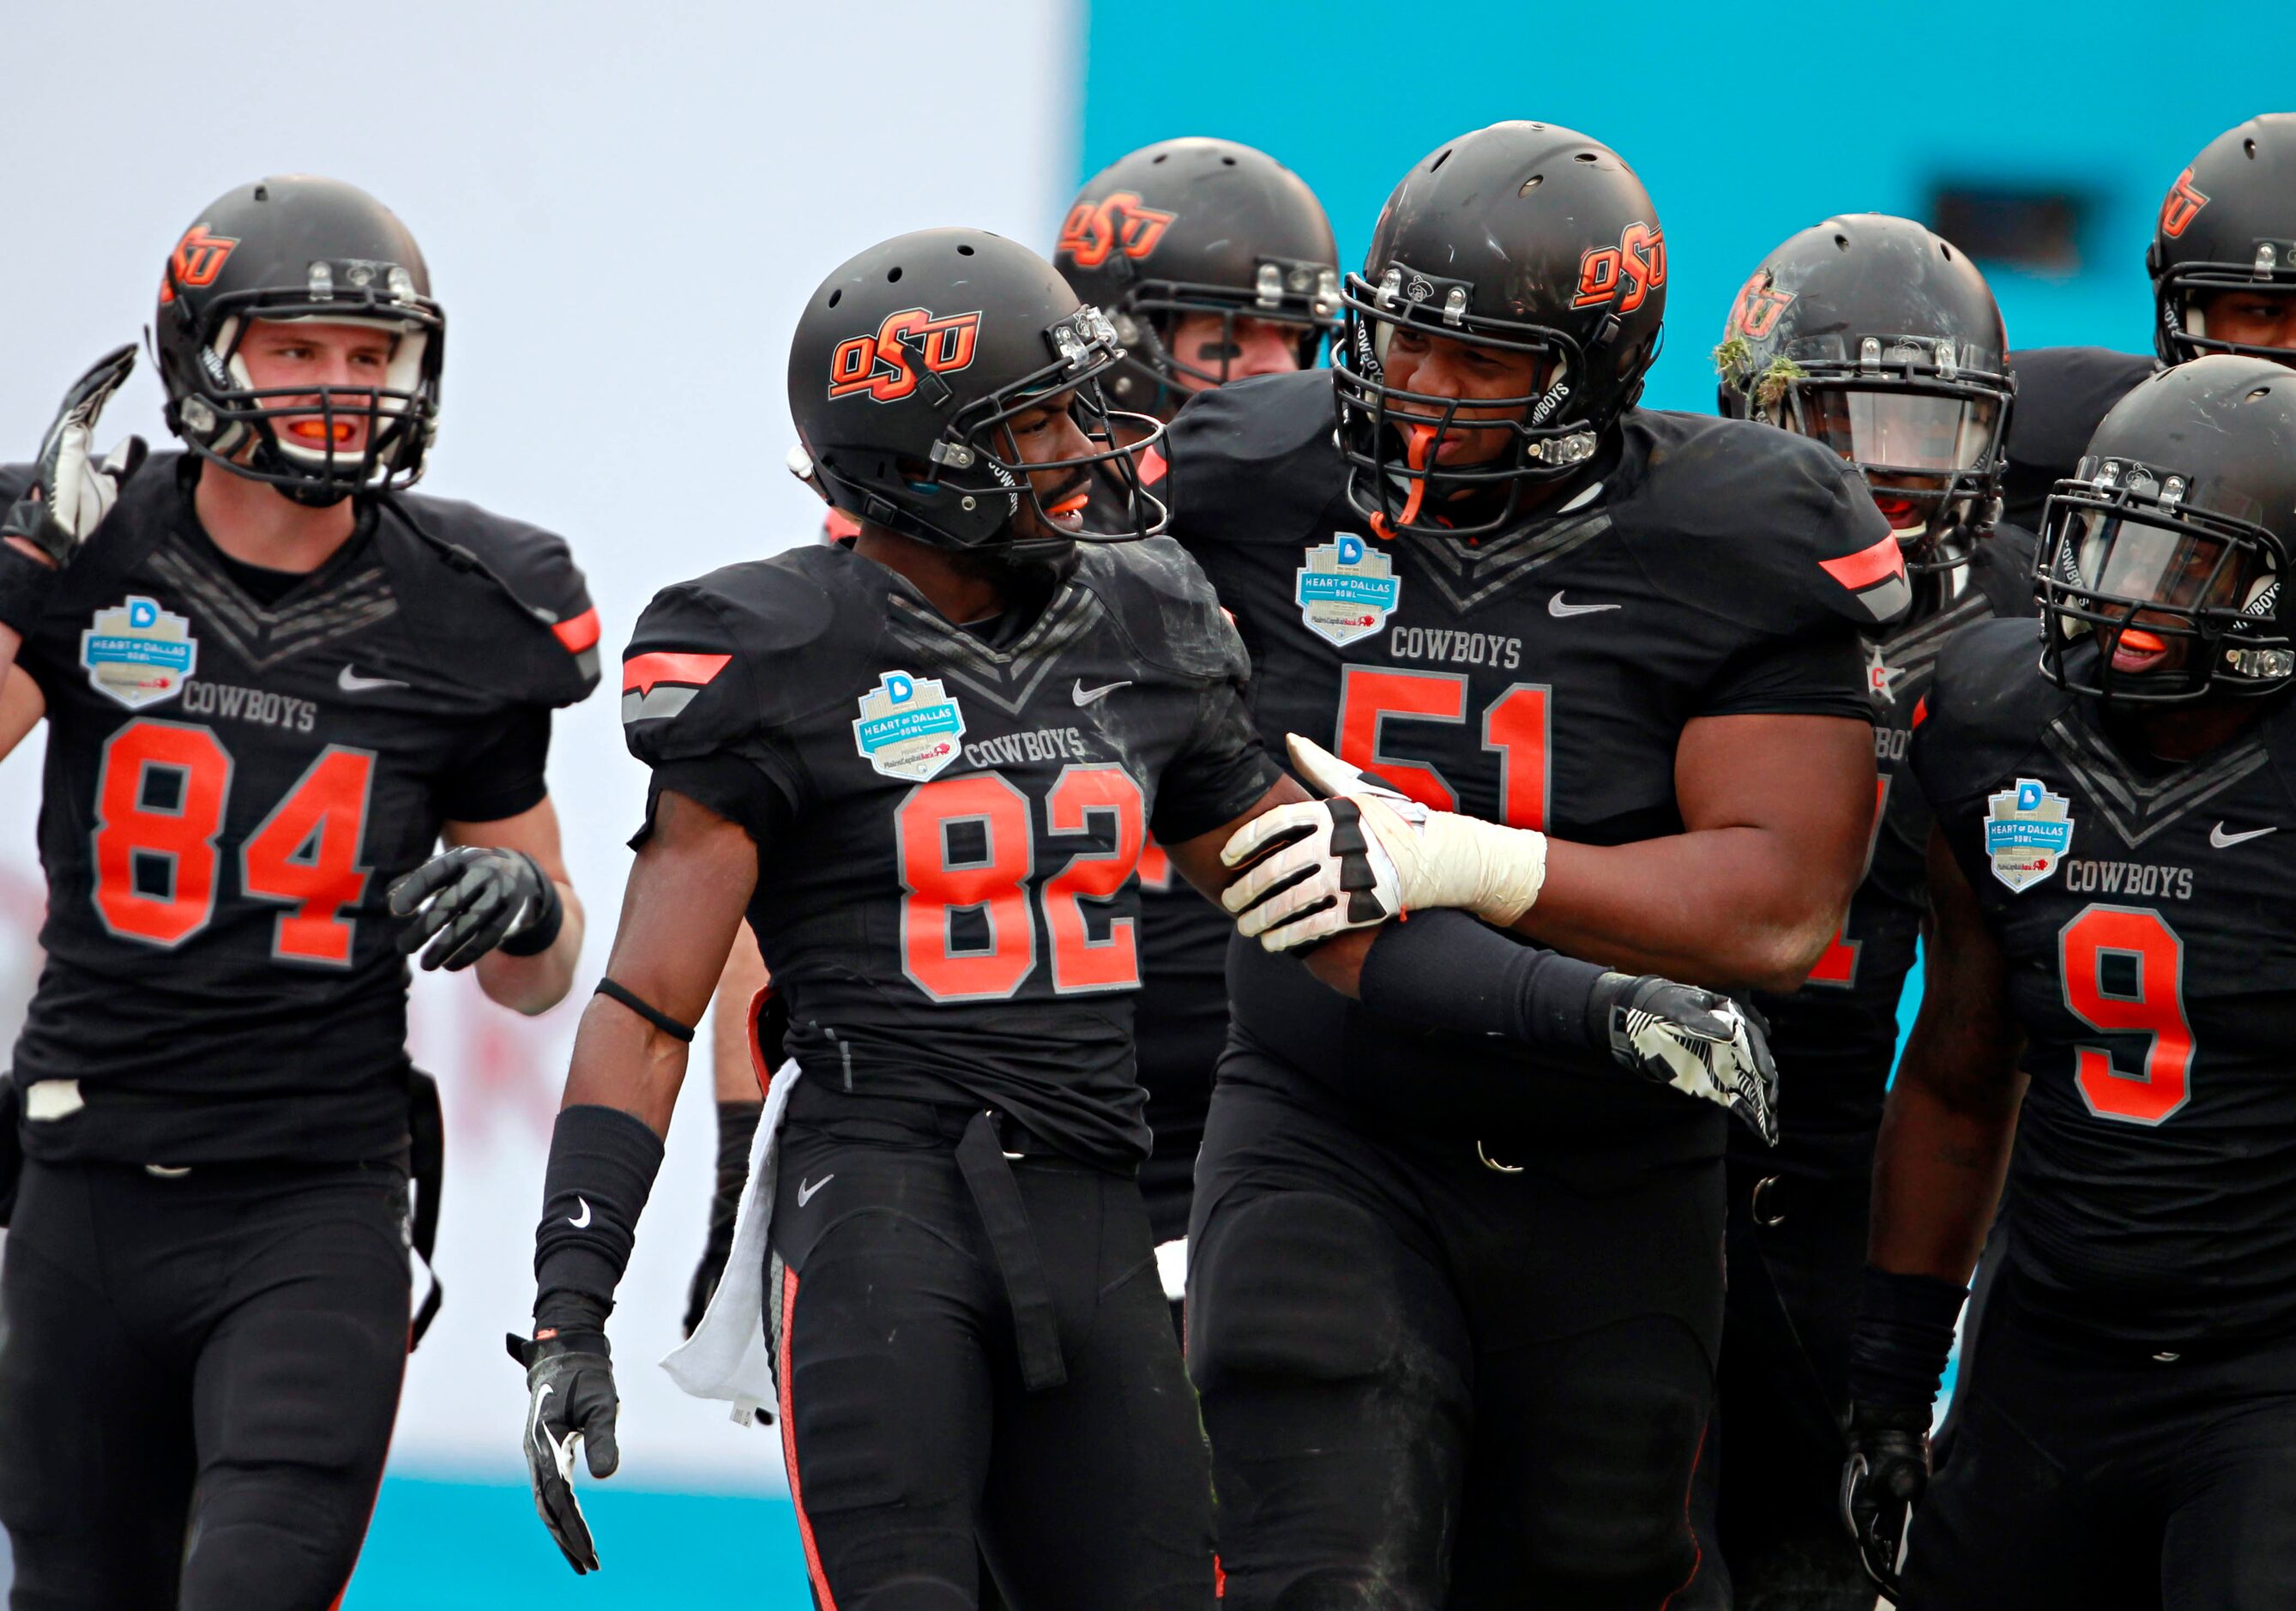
[1226,714,1872,995]
[1870,829,2028,1282]
[710,926,769,1101]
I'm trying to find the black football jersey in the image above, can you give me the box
[2000,347,2155,533]
[4,456,598,1166]
[1915,618,2296,1345]
[1745,528,2040,1181]
[1166,369,1894,1158]
[621,537,1275,1170]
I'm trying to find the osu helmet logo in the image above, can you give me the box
[1573,221,1666,315]
[1728,271,1795,341]
[1058,192,1178,271]
[159,224,239,304]
[829,307,984,403]
[2160,167,2210,240]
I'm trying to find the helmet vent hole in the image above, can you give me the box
[1220,155,1237,166]
[956,243,974,256]
[1520,174,1544,195]
[1574,151,1598,163]
[2248,386,2273,401]
[828,288,841,307]
[1940,241,1955,260]
[1431,148,1453,172]
[1835,233,1850,250]
[2247,138,2260,159]
[1152,152,1169,163]
[887,266,902,283]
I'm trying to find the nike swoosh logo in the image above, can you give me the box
[797,1174,834,1207]
[338,664,407,693]
[2210,822,2278,848]
[568,1197,592,1228]
[1548,593,1621,618]
[1073,678,1131,706]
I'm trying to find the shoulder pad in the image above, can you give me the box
[380,493,600,707]
[1076,537,1249,684]
[2001,347,2155,529]
[0,462,32,508]
[1909,614,2061,807]
[1164,369,1350,549]
[621,547,847,764]
[1613,411,1907,631]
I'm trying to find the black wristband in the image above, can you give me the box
[499,855,564,956]
[1847,1264,1969,1409]
[1358,908,1610,1051]
[532,1104,666,1317]
[0,542,60,639]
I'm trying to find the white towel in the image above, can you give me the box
[658,1059,801,1426]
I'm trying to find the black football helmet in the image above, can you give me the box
[2148,114,2296,366]
[154,176,443,506]
[786,228,1163,564]
[1054,137,1338,417]
[1716,214,2012,574]
[1334,122,1666,540]
[2037,354,2296,703]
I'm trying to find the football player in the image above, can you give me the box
[2003,114,2296,531]
[1166,122,1900,1608]
[1706,215,2023,1607]
[1842,353,2296,1607]
[0,176,597,1608]
[1054,137,1338,1323]
[680,137,1342,1340]
[514,226,1775,1603]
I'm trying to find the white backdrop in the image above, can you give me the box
[0,0,1075,1488]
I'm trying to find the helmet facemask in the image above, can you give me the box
[2037,457,2295,704]
[1745,335,2010,574]
[1110,256,1341,413]
[1334,262,1614,542]
[160,263,443,508]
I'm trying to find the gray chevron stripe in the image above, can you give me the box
[2042,715,2269,848]
[1403,510,1614,615]
[885,587,1107,718]
[151,540,399,672]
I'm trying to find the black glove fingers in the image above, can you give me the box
[387,848,473,917]
[428,891,515,972]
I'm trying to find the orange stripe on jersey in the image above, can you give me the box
[623,650,732,695]
[1912,694,1929,728]
[551,606,601,654]
[1138,445,1168,486]
[1819,532,1907,592]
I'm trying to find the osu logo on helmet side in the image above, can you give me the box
[1572,221,1666,314]
[828,307,984,403]
[160,224,240,304]
[1728,271,1794,341]
[2160,167,2210,239]
[1058,192,1178,270]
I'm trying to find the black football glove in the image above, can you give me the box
[509,1327,620,1574]
[1596,974,1781,1144]
[1,345,146,566]
[683,1099,762,1336]
[1840,1398,1931,1602]
[389,845,558,971]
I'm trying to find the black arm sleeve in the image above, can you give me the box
[1357,908,1616,1052]
[438,703,553,822]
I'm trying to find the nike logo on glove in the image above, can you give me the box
[1073,678,1131,706]
[339,665,408,693]
[567,1197,593,1229]
[2210,822,2277,848]
[798,1174,834,1207]
[1548,593,1620,618]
